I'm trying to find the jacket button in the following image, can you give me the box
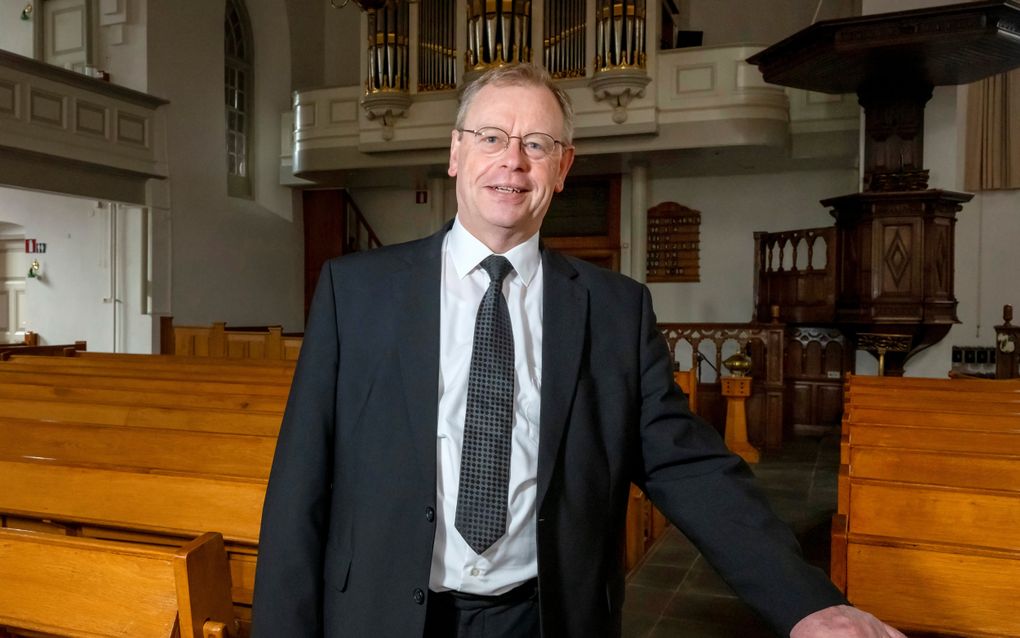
[425,506,435,522]
[413,588,425,605]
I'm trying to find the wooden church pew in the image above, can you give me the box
[0,418,275,480]
[0,458,265,545]
[0,366,290,397]
[0,380,286,413]
[0,352,705,626]
[166,320,303,361]
[3,352,295,381]
[0,452,267,625]
[833,374,1020,637]
[0,352,290,632]
[0,340,85,360]
[0,396,282,436]
[0,528,235,638]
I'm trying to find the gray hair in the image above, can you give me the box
[455,64,575,144]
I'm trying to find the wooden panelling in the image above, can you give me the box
[847,543,1020,637]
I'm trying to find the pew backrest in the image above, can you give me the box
[0,528,234,638]
[0,381,285,413]
[0,397,282,436]
[0,367,291,397]
[171,322,302,361]
[0,418,275,480]
[0,459,265,545]
[834,374,1020,637]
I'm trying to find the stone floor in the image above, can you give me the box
[622,434,841,638]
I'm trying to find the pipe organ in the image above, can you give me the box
[595,0,647,70]
[366,3,410,93]
[346,1,651,130]
[418,0,457,91]
[543,0,586,79]
[466,0,532,70]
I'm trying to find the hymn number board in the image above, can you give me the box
[646,202,701,283]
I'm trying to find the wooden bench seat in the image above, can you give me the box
[0,528,234,638]
[0,459,265,545]
[0,418,275,480]
[834,374,1020,637]
[845,375,1020,393]
[0,352,295,635]
[0,454,267,614]
[0,365,290,386]
[0,340,85,360]
[0,367,291,397]
[0,397,282,435]
[76,350,298,368]
[3,353,296,379]
[0,380,286,413]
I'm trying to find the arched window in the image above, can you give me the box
[225,0,253,198]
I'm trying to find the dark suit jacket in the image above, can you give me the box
[251,225,846,637]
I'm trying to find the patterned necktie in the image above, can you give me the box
[455,255,515,554]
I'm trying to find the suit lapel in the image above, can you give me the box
[536,249,588,510]
[395,225,448,487]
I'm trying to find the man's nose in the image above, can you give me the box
[501,137,528,168]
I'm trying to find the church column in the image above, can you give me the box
[630,161,648,283]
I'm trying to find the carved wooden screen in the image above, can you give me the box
[659,322,786,450]
[646,202,700,283]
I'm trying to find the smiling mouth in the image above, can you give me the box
[490,185,524,194]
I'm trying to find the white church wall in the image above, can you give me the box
[322,0,361,88]
[647,168,859,324]
[348,187,440,246]
[146,0,304,332]
[0,187,152,350]
[974,191,1020,337]
[94,0,148,92]
[0,0,35,57]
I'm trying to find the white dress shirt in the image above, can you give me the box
[429,217,544,595]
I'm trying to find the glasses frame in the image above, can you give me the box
[457,126,571,160]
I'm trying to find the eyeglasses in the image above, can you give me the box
[458,126,569,160]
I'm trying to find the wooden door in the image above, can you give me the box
[785,327,852,436]
[1,239,28,344]
[301,189,347,322]
[40,0,93,72]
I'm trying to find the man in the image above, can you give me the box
[252,63,905,638]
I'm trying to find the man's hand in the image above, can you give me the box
[790,605,907,638]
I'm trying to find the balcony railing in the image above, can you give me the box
[0,50,168,204]
[288,43,858,175]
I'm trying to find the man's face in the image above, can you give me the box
[448,83,575,251]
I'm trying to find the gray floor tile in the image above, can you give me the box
[623,434,838,638]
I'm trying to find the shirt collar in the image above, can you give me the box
[448,216,541,286]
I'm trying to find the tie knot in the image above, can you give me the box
[480,255,513,285]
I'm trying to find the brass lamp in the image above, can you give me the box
[722,351,752,377]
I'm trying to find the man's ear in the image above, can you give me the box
[554,146,576,192]
[448,130,461,177]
